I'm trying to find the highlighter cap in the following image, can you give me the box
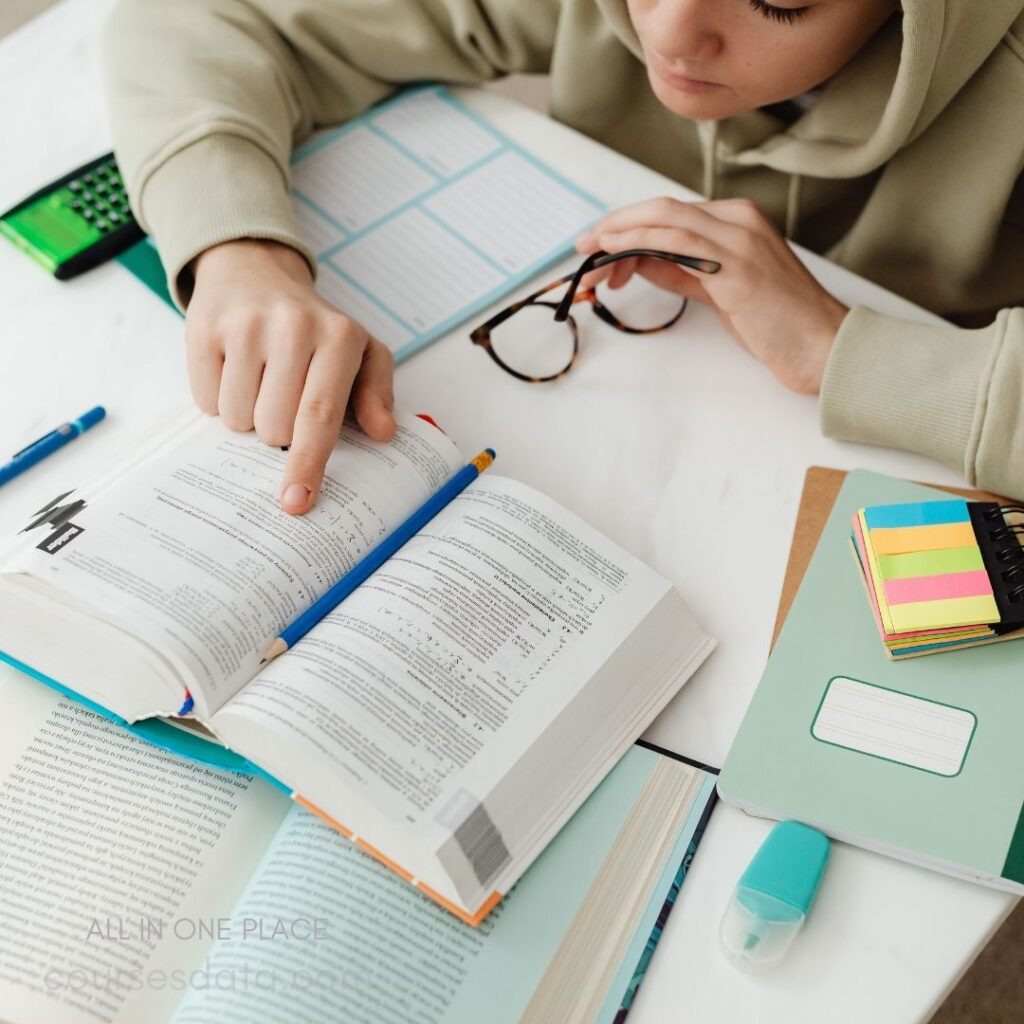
[720,821,830,971]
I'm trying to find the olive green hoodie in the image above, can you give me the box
[101,0,1024,498]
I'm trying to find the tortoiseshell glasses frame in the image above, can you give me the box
[470,248,721,383]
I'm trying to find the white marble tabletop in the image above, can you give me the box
[0,2,1014,1021]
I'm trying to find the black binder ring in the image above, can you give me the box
[988,525,1024,542]
[1002,562,1024,582]
[986,504,1024,520]
[995,543,1024,565]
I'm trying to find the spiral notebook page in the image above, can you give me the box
[290,86,605,362]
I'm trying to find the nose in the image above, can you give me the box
[648,0,723,62]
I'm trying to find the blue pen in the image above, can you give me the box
[261,447,496,664]
[0,406,106,487]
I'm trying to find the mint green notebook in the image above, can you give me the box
[718,470,1024,892]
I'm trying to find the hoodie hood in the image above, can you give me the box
[596,0,1024,179]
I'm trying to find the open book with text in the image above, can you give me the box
[0,411,714,923]
[0,666,717,1024]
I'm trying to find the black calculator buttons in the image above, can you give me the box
[63,159,129,231]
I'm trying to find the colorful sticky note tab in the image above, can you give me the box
[889,595,1000,632]
[869,522,976,555]
[854,498,1004,650]
[883,570,993,606]
[863,500,970,530]
[875,547,985,580]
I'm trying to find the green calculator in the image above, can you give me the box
[0,152,144,279]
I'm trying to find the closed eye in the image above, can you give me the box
[748,0,809,24]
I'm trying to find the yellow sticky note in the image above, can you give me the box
[889,595,1000,632]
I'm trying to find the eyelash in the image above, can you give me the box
[748,0,809,24]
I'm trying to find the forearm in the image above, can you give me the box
[101,0,559,306]
[820,305,1024,501]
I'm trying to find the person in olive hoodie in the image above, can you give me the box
[101,0,1024,512]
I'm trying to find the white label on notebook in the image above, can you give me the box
[812,676,975,776]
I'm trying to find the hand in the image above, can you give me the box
[186,239,396,515]
[576,198,848,395]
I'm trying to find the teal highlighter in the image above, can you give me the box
[720,820,830,971]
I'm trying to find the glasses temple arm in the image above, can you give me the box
[554,250,606,322]
[472,273,578,341]
[554,248,721,322]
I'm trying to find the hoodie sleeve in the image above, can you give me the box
[820,305,1024,501]
[100,0,558,308]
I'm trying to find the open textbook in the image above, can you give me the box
[0,667,717,1024]
[0,411,714,924]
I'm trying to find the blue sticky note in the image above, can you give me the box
[864,499,970,530]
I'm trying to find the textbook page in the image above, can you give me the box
[0,413,463,718]
[0,666,287,1024]
[168,747,666,1024]
[211,476,673,875]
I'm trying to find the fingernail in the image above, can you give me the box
[282,483,310,510]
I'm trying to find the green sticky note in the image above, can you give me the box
[876,546,985,580]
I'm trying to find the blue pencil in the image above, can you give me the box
[260,448,496,664]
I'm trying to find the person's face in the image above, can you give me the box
[627,0,900,119]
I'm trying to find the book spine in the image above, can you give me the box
[613,784,719,1023]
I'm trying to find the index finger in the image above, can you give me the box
[586,197,689,237]
[279,338,363,515]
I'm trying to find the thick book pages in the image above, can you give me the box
[0,665,717,1024]
[719,469,1024,894]
[0,410,714,923]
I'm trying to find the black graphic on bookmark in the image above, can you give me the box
[21,490,88,553]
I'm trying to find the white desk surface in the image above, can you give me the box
[0,2,1014,1021]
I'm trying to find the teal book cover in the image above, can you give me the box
[718,470,1024,891]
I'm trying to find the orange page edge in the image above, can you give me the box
[293,794,502,927]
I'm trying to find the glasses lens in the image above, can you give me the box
[596,273,686,331]
[489,302,576,380]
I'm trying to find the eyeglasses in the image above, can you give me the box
[470,248,721,382]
